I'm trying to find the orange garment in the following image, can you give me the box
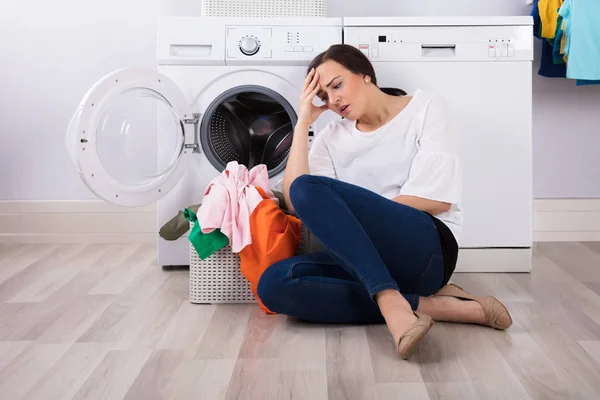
[239,187,303,314]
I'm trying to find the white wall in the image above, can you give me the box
[0,0,598,200]
[0,1,160,200]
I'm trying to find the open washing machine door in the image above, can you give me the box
[67,68,300,207]
[66,68,194,207]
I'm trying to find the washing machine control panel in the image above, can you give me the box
[225,25,342,62]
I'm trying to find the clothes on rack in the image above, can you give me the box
[531,0,599,85]
[538,0,564,39]
[539,36,568,78]
[552,13,566,64]
[562,0,600,83]
[533,0,567,78]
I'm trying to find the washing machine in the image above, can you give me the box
[344,17,534,272]
[66,16,343,267]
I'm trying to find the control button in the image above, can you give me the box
[501,44,508,57]
[371,46,379,58]
[495,44,502,58]
[303,46,313,52]
[488,45,495,58]
[508,44,515,57]
[240,36,260,56]
[285,46,294,52]
[358,44,369,56]
[294,46,303,52]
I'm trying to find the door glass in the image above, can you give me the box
[96,88,184,187]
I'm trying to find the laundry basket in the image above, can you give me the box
[189,223,309,304]
[201,0,327,17]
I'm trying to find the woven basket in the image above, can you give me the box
[201,0,327,17]
[189,222,308,304]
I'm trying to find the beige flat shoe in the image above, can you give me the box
[434,283,513,330]
[397,312,434,360]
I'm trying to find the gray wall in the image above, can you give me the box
[1,0,598,200]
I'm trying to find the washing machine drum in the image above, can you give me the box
[199,87,297,178]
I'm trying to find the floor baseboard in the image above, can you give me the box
[0,200,156,244]
[533,199,600,242]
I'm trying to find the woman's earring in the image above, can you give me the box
[365,77,370,83]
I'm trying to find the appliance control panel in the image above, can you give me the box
[344,26,533,62]
[487,38,515,58]
[225,25,341,63]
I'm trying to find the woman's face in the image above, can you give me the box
[314,60,369,120]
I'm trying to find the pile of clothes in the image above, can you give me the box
[159,161,323,314]
[531,0,599,85]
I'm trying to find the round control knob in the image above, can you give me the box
[240,36,260,55]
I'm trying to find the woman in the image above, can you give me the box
[256,44,512,360]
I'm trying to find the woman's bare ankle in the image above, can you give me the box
[376,289,406,304]
[374,289,418,344]
[376,290,413,314]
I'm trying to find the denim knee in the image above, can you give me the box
[289,174,324,214]
[256,261,288,313]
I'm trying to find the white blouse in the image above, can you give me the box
[308,89,463,241]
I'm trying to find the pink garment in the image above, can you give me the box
[197,161,278,253]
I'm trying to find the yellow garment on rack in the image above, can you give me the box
[561,20,567,62]
[539,0,564,38]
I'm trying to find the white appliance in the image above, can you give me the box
[66,17,342,267]
[344,17,534,272]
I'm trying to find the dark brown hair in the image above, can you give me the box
[307,44,407,97]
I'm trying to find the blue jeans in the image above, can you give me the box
[256,174,446,324]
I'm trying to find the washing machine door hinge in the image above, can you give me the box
[183,113,200,153]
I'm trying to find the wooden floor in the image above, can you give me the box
[0,243,600,399]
